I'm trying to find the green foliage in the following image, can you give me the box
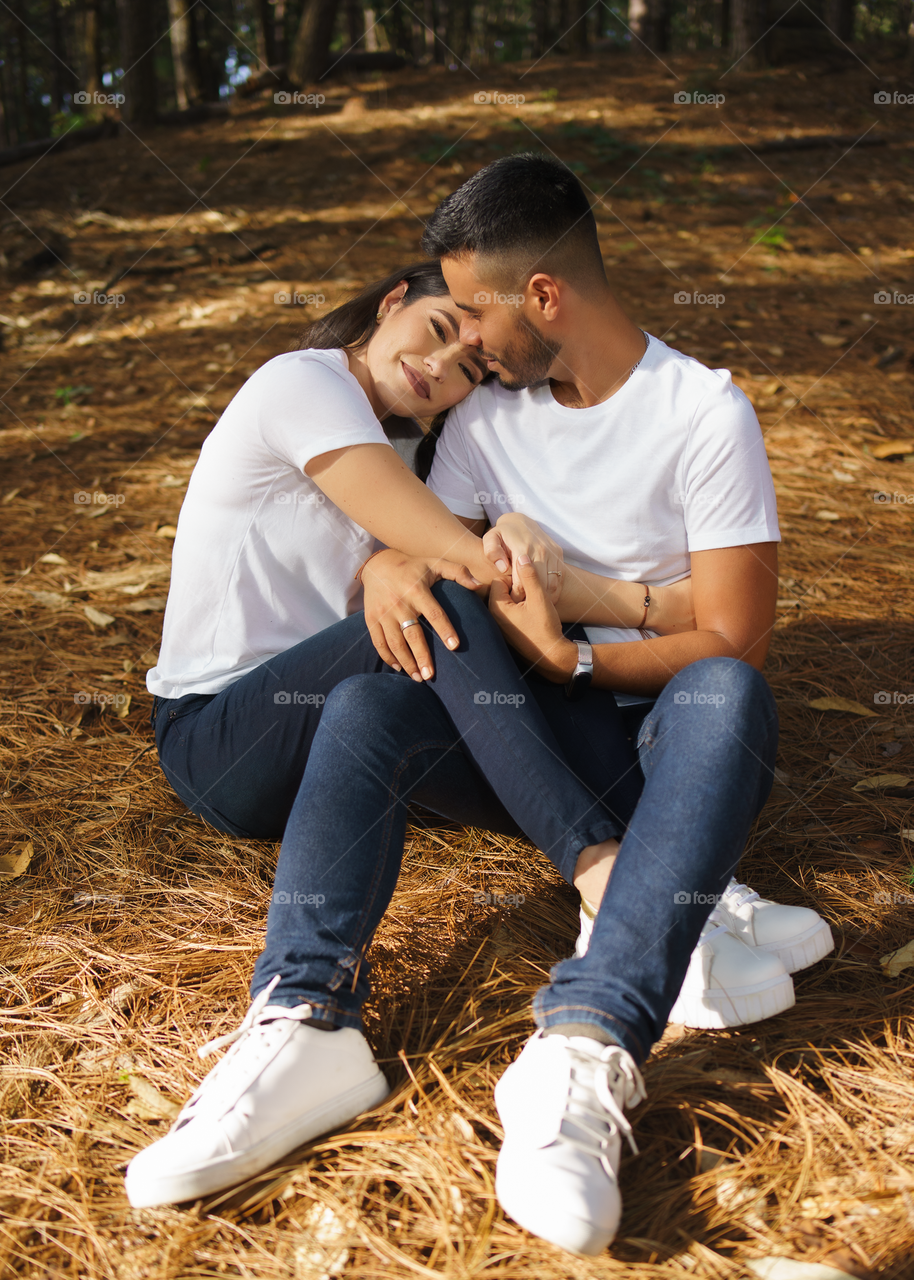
[55,386,93,406]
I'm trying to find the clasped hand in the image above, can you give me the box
[361,512,569,681]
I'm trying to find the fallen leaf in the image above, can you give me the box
[746,1258,862,1279]
[853,773,911,791]
[816,334,848,347]
[124,597,167,613]
[814,510,841,521]
[155,525,178,539]
[125,1075,181,1120]
[881,938,914,978]
[0,841,33,879]
[809,697,878,717]
[39,552,68,565]
[105,693,131,719]
[868,439,914,459]
[25,588,70,609]
[83,605,116,627]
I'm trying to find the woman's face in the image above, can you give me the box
[365,285,488,418]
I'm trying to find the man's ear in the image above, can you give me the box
[379,280,410,314]
[527,272,561,319]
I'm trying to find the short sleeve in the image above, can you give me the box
[427,400,486,520]
[681,380,781,551]
[254,351,390,475]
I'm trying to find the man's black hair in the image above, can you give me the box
[421,152,606,293]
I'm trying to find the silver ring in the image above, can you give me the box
[547,570,563,577]
[399,619,419,632]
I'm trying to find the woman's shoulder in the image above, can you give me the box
[250,347,353,389]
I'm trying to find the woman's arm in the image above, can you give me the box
[306,443,498,584]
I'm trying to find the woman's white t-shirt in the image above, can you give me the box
[146,349,391,700]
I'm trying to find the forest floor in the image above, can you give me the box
[2,45,914,1280]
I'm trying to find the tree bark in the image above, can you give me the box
[289,0,340,84]
[75,0,102,101]
[571,0,590,52]
[628,0,647,42]
[167,0,202,110]
[825,0,854,43]
[117,0,159,125]
[256,0,278,64]
[731,0,765,66]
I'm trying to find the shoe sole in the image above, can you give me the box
[125,1070,390,1208]
[753,919,834,974]
[669,970,795,1029]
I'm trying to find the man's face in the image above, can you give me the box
[441,255,562,392]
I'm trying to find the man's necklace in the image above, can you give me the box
[629,330,648,379]
[553,331,648,407]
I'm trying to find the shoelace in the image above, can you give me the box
[724,880,760,911]
[197,975,312,1060]
[556,1044,647,1175]
[698,906,731,947]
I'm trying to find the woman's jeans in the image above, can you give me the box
[154,582,778,1064]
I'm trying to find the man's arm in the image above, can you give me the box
[490,544,778,697]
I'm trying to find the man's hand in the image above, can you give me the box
[488,555,578,681]
[482,512,565,604]
[362,549,481,681]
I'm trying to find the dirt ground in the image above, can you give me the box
[2,47,914,1280]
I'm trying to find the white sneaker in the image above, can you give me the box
[494,1031,646,1255]
[717,878,834,973]
[669,908,795,1028]
[125,977,390,1208]
[573,901,596,958]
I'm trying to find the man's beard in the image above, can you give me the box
[486,317,562,392]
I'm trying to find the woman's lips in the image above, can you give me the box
[402,362,430,399]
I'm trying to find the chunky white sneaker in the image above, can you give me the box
[717,878,834,973]
[125,978,390,1208]
[669,908,795,1028]
[495,1031,646,1255]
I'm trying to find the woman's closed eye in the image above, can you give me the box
[431,317,480,385]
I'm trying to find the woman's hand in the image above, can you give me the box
[362,549,481,681]
[488,556,577,682]
[482,512,565,604]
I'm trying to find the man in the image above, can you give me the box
[124,154,832,1257]
[411,152,832,1253]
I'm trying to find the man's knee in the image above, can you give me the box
[667,657,776,726]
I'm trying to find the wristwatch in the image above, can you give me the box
[564,640,593,701]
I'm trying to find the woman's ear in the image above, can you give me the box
[378,280,409,316]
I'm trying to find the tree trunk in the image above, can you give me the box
[907,0,914,78]
[719,0,730,49]
[345,0,364,49]
[255,0,278,64]
[167,0,202,110]
[289,0,340,84]
[731,0,765,66]
[194,3,223,101]
[48,0,72,113]
[117,0,159,125]
[75,0,102,101]
[531,0,549,55]
[572,0,590,52]
[825,0,854,43]
[647,0,670,51]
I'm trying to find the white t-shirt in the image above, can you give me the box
[147,349,391,699]
[428,334,780,678]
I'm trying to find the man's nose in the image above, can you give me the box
[459,315,482,346]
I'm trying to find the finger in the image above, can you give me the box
[367,622,402,672]
[415,585,462,658]
[384,619,423,680]
[546,557,563,604]
[401,620,435,680]
[432,559,481,592]
[488,576,511,617]
[482,528,511,575]
[516,554,546,600]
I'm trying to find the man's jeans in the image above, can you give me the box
[154,583,777,1064]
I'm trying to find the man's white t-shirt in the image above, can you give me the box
[428,334,780,690]
[147,349,391,700]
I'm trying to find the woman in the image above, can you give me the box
[126,262,694,1209]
